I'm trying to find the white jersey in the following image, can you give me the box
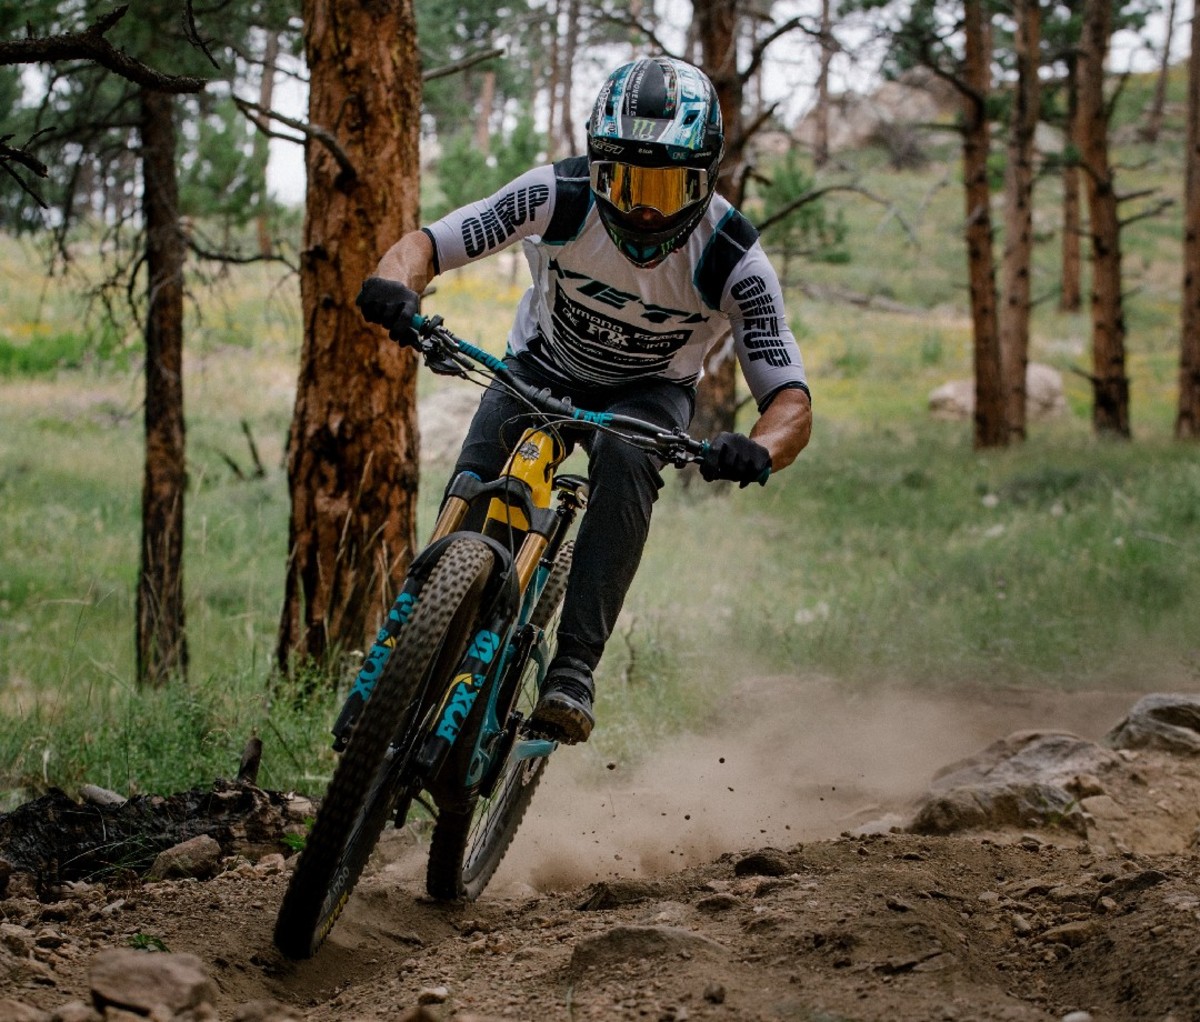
[422,157,808,409]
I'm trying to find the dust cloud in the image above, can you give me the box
[488,675,1152,896]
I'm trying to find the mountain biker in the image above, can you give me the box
[356,56,812,745]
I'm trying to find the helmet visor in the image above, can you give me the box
[590,161,708,218]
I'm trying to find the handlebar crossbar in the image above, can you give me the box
[412,313,712,470]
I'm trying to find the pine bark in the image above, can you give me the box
[998,0,1041,442]
[814,0,833,168]
[1177,3,1200,438]
[1078,0,1131,436]
[1140,0,1178,143]
[278,0,421,674]
[255,31,280,258]
[137,87,188,687]
[961,0,1005,448]
[1060,54,1084,312]
[691,0,742,445]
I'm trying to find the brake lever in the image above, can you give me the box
[425,349,468,377]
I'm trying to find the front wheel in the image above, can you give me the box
[273,539,493,958]
[425,541,572,901]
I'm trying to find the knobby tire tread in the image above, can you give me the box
[426,542,573,901]
[273,539,493,958]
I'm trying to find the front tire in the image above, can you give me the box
[425,541,572,901]
[273,539,493,958]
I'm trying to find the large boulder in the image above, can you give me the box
[929,363,1066,421]
[907,731,1119,837]
[90,949,217,1017]
[1105,694,1200,754]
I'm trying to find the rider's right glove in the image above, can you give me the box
[355,277,421,348]
[700,432,772,488]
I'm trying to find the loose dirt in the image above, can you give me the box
[3,679,1199,1021]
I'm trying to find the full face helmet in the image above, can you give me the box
[587,57,724,267]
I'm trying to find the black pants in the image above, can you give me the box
[451,355,695,672]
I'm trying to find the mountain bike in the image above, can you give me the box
[272,314,722,960]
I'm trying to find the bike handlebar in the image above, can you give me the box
[410,313,770,484]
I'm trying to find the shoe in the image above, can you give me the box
[530,656,595,744]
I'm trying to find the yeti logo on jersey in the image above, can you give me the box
[731,275,793,368]
[462,185,551,257]
[551,261,709,327]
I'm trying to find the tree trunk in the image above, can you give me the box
[1177,2,1200,438]
[1078,0,1131,437]
[814,0,833,168]
[1140,0,1178,143]
[961,0,1005,448]
[137,87,188,688]
[255,31,280,258]
[545,0,562,161]
[475,69,496,152]
[691,0,743,446]
[278,0,421,675]
[560,0,581,153]
[1060,54,1084,312]
[998,0,1041,442]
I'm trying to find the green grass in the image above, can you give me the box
[1,67,1198,800]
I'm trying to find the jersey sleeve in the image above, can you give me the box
[722,243,809,411]
[422,164,558,273]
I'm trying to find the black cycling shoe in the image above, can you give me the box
[530,656,595,745]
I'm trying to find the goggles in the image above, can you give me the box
[590,161,708,218]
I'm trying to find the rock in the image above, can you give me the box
[910,780,1086,837]
[89,948,217,1017]
[78,786,126,808]
[908,731,1119,837]
[1098,869,1169,902]
[50,1003,102,1022]
[1080,794,1128,821]
[231,1000,304,1022]
[1104,694,1200,754]
[418,387,483,463]
[1,922,35,955]
[733,849,792,877]
[792,68,957,154]
[1067,773,1106,798]
[695,894,739,913]
[0,998,51,1021]
[397,1011,442,1022]
[569,925,726,975]
[416,986,449,1005]
[929,363,1065,421]
[577,879,658,910]
[1037,921,1095,947]
[146,835,222,882]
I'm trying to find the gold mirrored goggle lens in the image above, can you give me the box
[590,162,705,217]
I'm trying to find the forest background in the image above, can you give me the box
[0,0,1198,809]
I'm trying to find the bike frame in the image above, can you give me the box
[331,411,585,811]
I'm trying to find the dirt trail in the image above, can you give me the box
[3,679,1199,1021]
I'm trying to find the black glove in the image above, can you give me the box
[356,277,421,348]
[700,432,771,488]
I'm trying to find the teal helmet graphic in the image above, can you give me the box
[587,57,725,267]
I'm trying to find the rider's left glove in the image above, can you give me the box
[356,277,421,348]
[700,432,772,488]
